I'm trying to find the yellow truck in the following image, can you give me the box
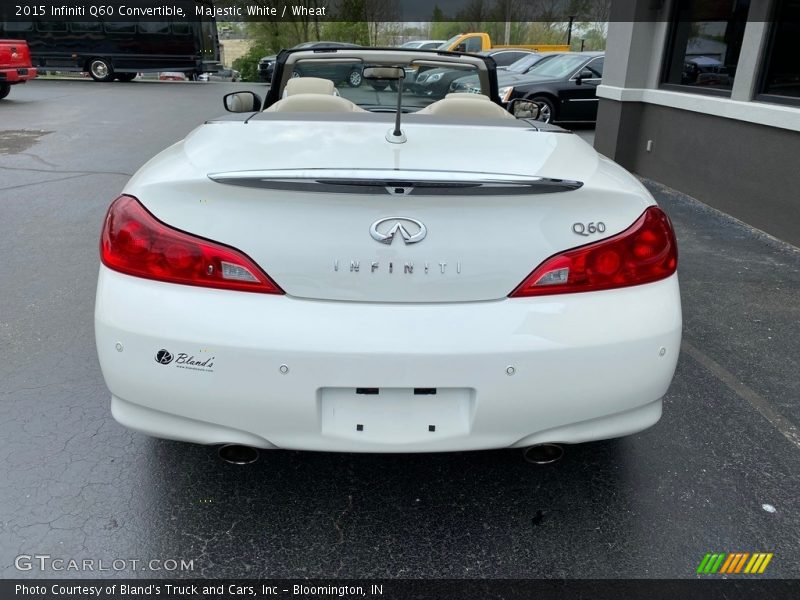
[441,32,570,53]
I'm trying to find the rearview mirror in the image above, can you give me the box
[509,99,541,120]
[223,91,262,113]
[362,66,405,80]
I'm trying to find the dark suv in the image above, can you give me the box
[258,41,361,84]
[257,55,277,83]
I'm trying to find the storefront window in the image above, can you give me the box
[662,0,751,94]
[759,0,800,102]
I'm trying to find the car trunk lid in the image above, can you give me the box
[129,118,653,303]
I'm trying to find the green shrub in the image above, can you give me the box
[233,43,271,82]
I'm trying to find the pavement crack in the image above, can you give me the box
[0,164,133,177]
[0,173,91,192]
[17,152,60,169]
[0,381,74,396]
[332,494,353,545]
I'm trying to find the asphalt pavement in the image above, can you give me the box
[1,80,798,579]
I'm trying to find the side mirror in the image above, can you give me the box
[575,68,595,84]
[509,99,541,120]
[455,43,467,52]
[223,91,262,112]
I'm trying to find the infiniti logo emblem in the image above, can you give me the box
[369,217,427,245]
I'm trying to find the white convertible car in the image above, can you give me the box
[95,47,681,462]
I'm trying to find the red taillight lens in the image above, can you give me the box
[510,206,677,297]
[100,195,283,294]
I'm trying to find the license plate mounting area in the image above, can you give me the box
[319,387,474,443]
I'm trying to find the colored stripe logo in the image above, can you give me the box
[697,552,773,574]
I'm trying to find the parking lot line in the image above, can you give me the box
[682,340,800,450]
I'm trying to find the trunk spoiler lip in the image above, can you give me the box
[208,168,583,196]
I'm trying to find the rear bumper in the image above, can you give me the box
[95,267,682,452]
[0,67,37,83]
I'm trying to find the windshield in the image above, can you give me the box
[439,35,462,50]
[527,54,589,79]
[507,54,542,73]
[284,58,483,112]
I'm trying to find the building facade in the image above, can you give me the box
[595,0,800,245]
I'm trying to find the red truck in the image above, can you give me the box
[0,39,37,100]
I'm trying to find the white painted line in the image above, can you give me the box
[682,340,800,450]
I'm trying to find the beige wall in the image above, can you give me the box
[219,39,255,68]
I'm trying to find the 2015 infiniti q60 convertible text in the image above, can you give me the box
[95,47,681,454]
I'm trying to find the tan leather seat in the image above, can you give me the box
[282,76,338,97]
[417,93,514,119]
[265,93,367,113]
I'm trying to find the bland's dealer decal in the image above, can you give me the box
[155,349,215,373]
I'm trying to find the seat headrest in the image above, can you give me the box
[444,92,489,101]
[265,93,367,113]
[283,77,337,97]
[416,93,514,119]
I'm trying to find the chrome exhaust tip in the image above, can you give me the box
[218,444,259,465]
[522,443,564,465]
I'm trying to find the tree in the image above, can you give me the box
[321,21,370,45]
[232,41,271,82]
[362,0,399,46]
[570,0,611,50]
[232,1,324,50]
[577,23,607,50]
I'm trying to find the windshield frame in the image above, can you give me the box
[266,47,500,112]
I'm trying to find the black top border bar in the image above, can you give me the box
[0,0,793,23]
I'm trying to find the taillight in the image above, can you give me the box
[100,195,283,294]
[510,206,677,297]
